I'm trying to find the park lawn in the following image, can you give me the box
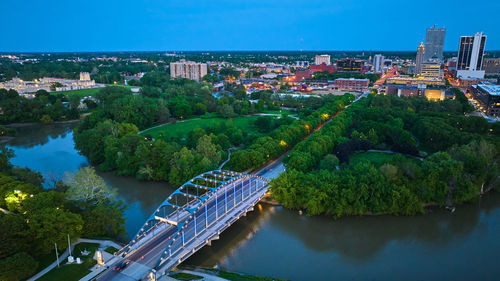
[36,242,99,281]
[54,85,138,98]
[36,259,96,281]
[35,251,58,272]
[104,246,119,255]
[52,88,101,98]
[215,269,286,281]
[141,115,265,139]
[349,151,419,168]
[170,272,204,280]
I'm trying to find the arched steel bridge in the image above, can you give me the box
[109,170,269,280]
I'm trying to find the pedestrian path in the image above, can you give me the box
[27,238,124,281]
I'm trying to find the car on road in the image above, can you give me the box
[114,260,131,271]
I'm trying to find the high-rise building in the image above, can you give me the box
[373,54,385,73]
[314,55,331,65]
[457,32,487,79]
[415,42,425,74]
[170,59,208,82]
[424,25,446,62]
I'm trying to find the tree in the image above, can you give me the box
[68,95,81,109]
[40,114,53,123]
[255,116,273,133]
[64,167,116,204]
[157,99,170,123]
[27,208,83,254]
[196,135,221,164]
[81,202,126,238]
[0,252,38,281]
[0,213,30,259]
[319,154,339,170]
[218,104,235,118]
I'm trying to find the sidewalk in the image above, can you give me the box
[27,238,124,281]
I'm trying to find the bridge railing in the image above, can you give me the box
[157,176,268,268]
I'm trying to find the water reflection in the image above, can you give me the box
[186,195,500,281]
[96,171,174,239]
[7,123,78,148]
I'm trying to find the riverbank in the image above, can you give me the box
[4,113,89,128]
[176,266,287,281]
[0,136,15,144]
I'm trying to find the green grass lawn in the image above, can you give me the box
[141,115,266,139]
[216,269,287,281]
[53,85,138,98]
[54,88,102,98]
[104,246,119,255]
[35,251,57,272]
[170,272,204,280]
[36,259,96,281]
[73,242,100,257]
[349,151,418,167]
[36,242,100,281]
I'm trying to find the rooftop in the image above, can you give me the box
[335,78,369,81]
[478,84,500,96]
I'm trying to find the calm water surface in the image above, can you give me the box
[6,123,500,281]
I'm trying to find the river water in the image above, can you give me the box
[5,123,500,281]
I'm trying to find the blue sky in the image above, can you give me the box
[2,0,499,52]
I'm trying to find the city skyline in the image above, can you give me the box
[1,0,499,52]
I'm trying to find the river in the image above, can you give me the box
[5,123,500,281]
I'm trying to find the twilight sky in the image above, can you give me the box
[2,0,499,52]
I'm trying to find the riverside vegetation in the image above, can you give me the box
[271,93,500,217]
[0,149,125,281]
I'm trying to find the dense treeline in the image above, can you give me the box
[74,78,280,186]
[271,94,500,218]
[308,71,380,83]
[0,59,159,83]
[228,94,354,171]
[0,148,125,281]
[0,89,80,124]
[285,105,354,172]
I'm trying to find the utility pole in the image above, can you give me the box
[55,243,60,268]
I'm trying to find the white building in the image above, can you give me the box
[170,59,208,82]
[457,32,487,79]
[314,55,331,65]
[0,72,101,94]
[373,54,385,73]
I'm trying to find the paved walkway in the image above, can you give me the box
[218,148,234,169]
[27,238,124,281]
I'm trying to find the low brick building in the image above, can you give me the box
[334,78,369,92]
